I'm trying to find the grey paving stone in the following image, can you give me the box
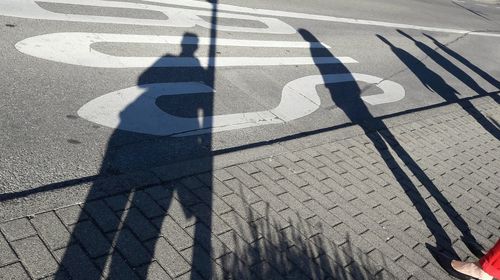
[386,237,427,268]
[202,211,233,236]
[278,192,314,220]
[238,162,260,175]
[104,194,131,212]
[220,211,260,244]
[297,149,326,167]
[224,179,261,204]
[225,166,260,189]
[222,193,261,223]
[174,184,203,208]
[184,222,231,260]
[275,178,311,202]
[210,178,234,197]
[0,263,30,280]
[250,200,290,230]
[395,255,437,280]
[178,243,221,280]
[367,249,411,280]
[421,257,455,280]
[301,185,335,211]
[299,172,332,194]
[113,228,151,267]
[136,261,172,280]
[56,205,87,226]
[275,165,308,187]
[0,232,17,266]
[157,215,193,252]
[188,185,229,214]
[132,190,165,218]
[252,185,288,212]
[159,195,197,229]
[250,260,286,280]
[0,218,36,242]
[11,236,58,279]
[330,206,367,235]
[210,193,235,216]
[53,244,101,280]
[147,237,190,278]
[304,200,342,229]
[213,169,234,182]
[282,152,302,163]
[95,252,138,280]
[180,176,206,191]
[83,200,121,233]
[252,172,286,196]
[186,203,213,226]
[360,230,401,261]
[71,220,111,258]
[144,185,173,201]
[296,160,328,181]
[31,211,71,251]
[251,160,284,181]
[277,208,320,239]
[325,184,357,203]
[274,154,305,174]
[337,198,365,218]
[121,207,158,242]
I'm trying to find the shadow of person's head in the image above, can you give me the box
[180,32,199,57]
[376,34,393,47]
[298,28,319,42]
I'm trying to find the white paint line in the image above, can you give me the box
[15,32,348,68]
[356,75,406,105]
[1,0,295,34]
[77,74,405,136]
[3,0,499,37]
[146,0,500,38]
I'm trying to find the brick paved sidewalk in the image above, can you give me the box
[1,95,499,280]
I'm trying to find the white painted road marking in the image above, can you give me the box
[6,0,409,135]
[147,0,500,38]
[77,74,405,136]
[15,33,358,68]
[1,0,295,34]
[2,0,499,37]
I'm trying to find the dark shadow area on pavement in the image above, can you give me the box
[396,30,499,140]
[219,186,388,279]
[54,1,219,279]
[299,28,480,261]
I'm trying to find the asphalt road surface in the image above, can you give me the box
[1,0,499,209]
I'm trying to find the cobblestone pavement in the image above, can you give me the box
[1,95,499,279]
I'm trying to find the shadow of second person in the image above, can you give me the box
[298,28,479,260]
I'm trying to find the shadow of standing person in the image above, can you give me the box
[422,33,500,90]
[396,30,499,140]
[298,28,480,260]
[55,29,217,279]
